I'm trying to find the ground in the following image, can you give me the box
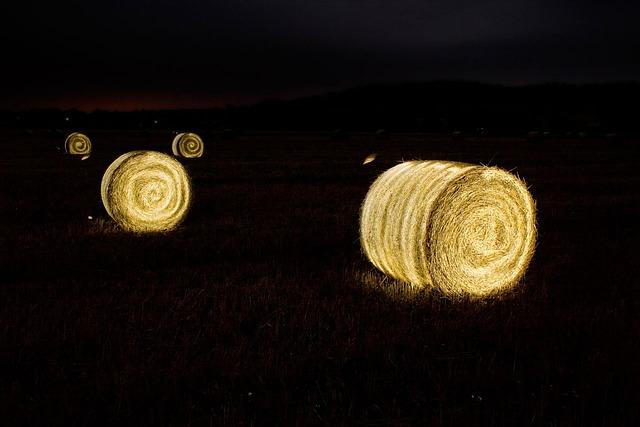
[1,131,639,425]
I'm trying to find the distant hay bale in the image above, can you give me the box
[171,132,204,158]
[363,153,377,165]
[101,151,192,233]
[360,160,536,297]
[64,132,92,157]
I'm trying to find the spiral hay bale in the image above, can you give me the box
[101,151,192,233]
[360,160,536,297]
[64,132,92,157]
[171,132,204,158]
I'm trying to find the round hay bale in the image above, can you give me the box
[363,153,377,165]
[360,160,536,297]
[101,151,192,233]
[171,132,204,158]
[64,132,92,157]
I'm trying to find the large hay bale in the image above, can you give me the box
[171,132,204,158]
[101,151,192,233]
[64,132,92,157]
[360,160,536,297]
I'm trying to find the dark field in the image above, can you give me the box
[1,131,639,425]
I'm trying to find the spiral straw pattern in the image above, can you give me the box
[64,132,92,157]
[171,132,204,158]
[360,160,536,297]
[101,151,192,233]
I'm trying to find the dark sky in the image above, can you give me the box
[3,0,639,110]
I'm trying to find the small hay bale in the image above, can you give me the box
[101,151,192,233]
[360,160,537,297]
[171,132,204,158]
[64,132,92,157]
[363,153,377,165]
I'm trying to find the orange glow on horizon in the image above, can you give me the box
[4,93,257,112]
[4,86,340,111]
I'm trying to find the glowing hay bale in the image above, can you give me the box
[171,132,204,158]
[64,132,92,157]
[101,151,192,233]
[363,153,377,165]
[360,160,536,297]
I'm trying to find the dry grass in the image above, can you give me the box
[1,131,639,425]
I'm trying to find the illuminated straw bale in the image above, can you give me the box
[360,160,536,297]
[64,132,92,157]
[101,151,192,233]
[171,132,204,158]
[363,153,377,165]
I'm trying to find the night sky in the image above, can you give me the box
[3,0,639,110]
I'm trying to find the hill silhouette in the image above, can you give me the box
[2,81,639,135]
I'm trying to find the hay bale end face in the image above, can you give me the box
[64,132,92,157]
[101,151,192,233]
[360,160,537,297]
[171,132,204,158]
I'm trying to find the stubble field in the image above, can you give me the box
[1,131,639,425]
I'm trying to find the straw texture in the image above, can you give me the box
[171,132,204,158]
[101,151,192,232]
[360,160,536,297]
